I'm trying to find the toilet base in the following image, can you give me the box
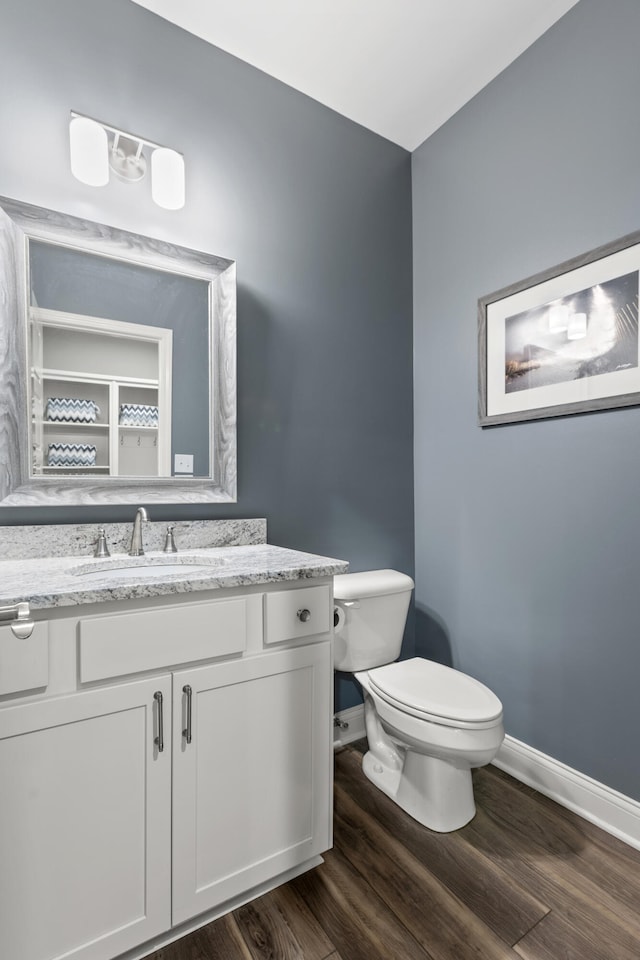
[361,748,476,832]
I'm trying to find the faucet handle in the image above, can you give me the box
[93,528,110,558]
[163,524,178,553]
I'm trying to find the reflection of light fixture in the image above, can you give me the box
[548,302,569,333]
[69,113,185,210]
[567,312,587,340]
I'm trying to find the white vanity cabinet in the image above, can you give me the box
[0,579,334,960]
[172,642,331,924]
[0,675,172,960]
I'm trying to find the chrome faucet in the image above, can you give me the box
[129,507,149,556]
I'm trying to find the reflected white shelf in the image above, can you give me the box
[40,421,110,431]
[39,465,111,473]
[118,425,159,432]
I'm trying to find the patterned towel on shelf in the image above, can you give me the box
[47,443,97,467]
[46,398,100,423]
[119,403,159,428]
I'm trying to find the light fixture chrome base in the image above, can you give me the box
[109,135,147,183]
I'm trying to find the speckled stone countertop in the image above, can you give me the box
[0,519,349,610]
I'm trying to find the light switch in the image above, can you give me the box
[174,454,194,474]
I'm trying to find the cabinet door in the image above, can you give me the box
[0,676,172,960]
[172,642,332,924]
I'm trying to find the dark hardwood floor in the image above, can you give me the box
[151,740,640,960]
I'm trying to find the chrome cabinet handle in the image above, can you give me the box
[297,608,311,623]
[154,691,164,752]
[183,684,192,744]
[0,601,35,639]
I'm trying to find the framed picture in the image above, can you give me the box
[478,230,640,425]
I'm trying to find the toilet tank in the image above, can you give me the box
[333,569,414,672]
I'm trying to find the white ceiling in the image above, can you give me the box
[131,0,580,151]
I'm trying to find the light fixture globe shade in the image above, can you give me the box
[69,116,109,187]
[151,148,185,210]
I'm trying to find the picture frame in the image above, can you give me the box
[478,230,640,426]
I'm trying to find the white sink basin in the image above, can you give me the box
[72,556,225,582]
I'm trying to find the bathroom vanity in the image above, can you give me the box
[0,519,348,960]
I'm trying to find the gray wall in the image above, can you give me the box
[413,0,640,799]
[0,0,414,711]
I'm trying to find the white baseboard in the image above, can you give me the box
[494,734,640,851]
[333,704,366,748]
[335,709,640,850]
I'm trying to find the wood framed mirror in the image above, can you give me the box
[0,197,236,505]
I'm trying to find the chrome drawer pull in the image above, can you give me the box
[183,684,193,744]
[297,608,311,623]
[0,601,35,639]
[154,691,164,752]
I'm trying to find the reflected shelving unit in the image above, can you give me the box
[30,308,172,478]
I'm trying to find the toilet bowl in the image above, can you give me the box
[334,570,504,832]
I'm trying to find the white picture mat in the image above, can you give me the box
[486,244,640,417]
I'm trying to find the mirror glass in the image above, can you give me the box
[0,197,236,505]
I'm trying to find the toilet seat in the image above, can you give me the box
[367,657,503,730]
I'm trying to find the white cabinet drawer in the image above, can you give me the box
[0,621,49,696]
[264,585,331,645]
[79,598,247,682]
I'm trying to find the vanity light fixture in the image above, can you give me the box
[69,112,185,210]
[69,115,109,187]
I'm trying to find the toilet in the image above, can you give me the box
[333,569,504,832]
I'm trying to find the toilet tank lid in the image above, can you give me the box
[333,569,414,600]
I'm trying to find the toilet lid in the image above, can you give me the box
[368,658,502,725]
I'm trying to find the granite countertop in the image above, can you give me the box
[0,544,349,611]
[0,519,349,611]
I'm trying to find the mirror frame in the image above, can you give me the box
[0,196,236,505]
